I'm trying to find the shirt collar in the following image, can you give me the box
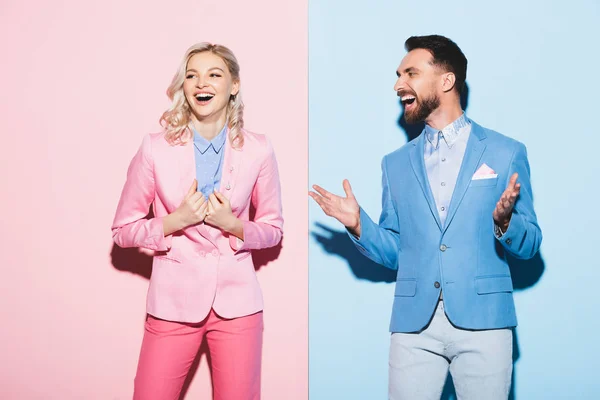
[425,113,470,149]
[192,123,227,154]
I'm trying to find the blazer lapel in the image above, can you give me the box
[409,132,443,231]
[217,132,243,197]
[177,139,217,246]
[442,122,487,233]
[204,131,243,242]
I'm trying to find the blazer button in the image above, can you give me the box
[226,184,231,190]
[229,166,234,172]
[440,244,447,252]
[434,281,440,289]
[505,238,512,245]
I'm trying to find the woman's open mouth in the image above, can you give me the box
[194,93,215,105]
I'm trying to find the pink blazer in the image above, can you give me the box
[111,129,283,323]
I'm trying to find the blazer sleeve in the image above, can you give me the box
[494,142,542,259]
[347,155,401,270]
[230,136,283,251]
[111,134,172,251]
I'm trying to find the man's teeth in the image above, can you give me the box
[401,95,416,106]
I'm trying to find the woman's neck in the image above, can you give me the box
[191,112,228,141]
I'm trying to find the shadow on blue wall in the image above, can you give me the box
[312,222,396,283]
[311,82,546,399]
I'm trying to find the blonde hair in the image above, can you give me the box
[160,43,244,148]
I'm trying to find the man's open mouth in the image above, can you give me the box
[401,95,416,106]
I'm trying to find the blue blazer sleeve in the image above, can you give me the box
[496,142,543,259]
[348,156,401,270]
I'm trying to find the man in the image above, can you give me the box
[309,35,542,400]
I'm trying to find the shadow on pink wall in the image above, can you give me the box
[108,205,283,398]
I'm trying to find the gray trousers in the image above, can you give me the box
[389,300,513,400]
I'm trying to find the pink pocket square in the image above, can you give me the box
[472,163,498,180]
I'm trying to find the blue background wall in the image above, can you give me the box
[309,1,600,398]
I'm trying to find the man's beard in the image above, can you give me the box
[404,94,440,124]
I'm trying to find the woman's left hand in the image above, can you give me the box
[205,191,241,235]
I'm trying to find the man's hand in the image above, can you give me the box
[493,173,520,232]
[309,179,362,237]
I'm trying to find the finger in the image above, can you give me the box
[498,198,506,211]
[502,195,512,209]
[199,200,208,213]
[309,192,326,207]
[497,192,508,208]
[513,183,521,196]
[193,193,206,209]
[507,173,518,190]
[213,190,228,205]
[506,188,520,208]
[208,193,220,209]
[198,202,209,218]
[308,191,324,201]
[309,192,328,210]
[510,187,520,199]
[342,179,355,199]
[186,179,198,198]
[504,186,516,202]
[495,200,505,213]
[312,185,333,200]
[189,192,204,206]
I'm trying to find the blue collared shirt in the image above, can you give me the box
[192,124,227,199]
[424,113,471,227]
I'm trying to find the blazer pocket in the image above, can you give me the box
[235,251,252,262]
[394,279,417,297]
[469,177,498,188]
[154,253,182,264]
[475,275,513,294]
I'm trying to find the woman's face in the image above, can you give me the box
[183,52,239,124]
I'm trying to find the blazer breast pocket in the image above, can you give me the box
[469,177,498,188]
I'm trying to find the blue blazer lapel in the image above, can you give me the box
[442,122,487,233]
[409,133,442,231]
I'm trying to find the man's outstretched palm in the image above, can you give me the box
[309,179,361,236]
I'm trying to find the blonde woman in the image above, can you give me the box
[112,43,283,400]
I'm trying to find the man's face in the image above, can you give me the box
[394,49,442,124]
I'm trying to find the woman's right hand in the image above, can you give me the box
[163,180,208,235]
[176,179,209,227]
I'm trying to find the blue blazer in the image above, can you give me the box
[351,121,542,333]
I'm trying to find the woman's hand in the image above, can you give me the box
[163,180,208,235]
[205,191,244,239]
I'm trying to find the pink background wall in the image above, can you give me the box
[0,1,307,399]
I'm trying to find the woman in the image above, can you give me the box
[111,43,283,400]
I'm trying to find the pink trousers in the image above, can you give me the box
[133,309,263,400]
